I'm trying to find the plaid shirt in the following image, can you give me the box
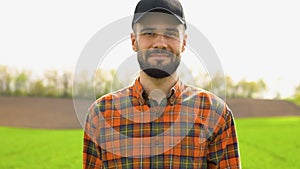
[83,78,241,169]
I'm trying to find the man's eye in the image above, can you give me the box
[143,32,155,37]
[165,32,178,39]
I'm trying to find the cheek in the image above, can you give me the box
[169,41,183,51]
[172,44,183,54]
[136,41,152,51]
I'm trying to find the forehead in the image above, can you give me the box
[135,12,184,31]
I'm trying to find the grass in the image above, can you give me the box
[0,127,83,169]
[1,117,300,169]
[236,117,300,169]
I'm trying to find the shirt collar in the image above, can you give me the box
[131,77,183,105]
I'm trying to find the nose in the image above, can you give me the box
[152,34,168,49]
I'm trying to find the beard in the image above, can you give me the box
[137,48,181,78]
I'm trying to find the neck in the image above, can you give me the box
[140,71,178,103]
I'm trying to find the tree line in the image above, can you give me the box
[1,65,299,99]
[0,66,72,97]
[0,65,123,99]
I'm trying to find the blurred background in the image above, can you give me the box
[0,0,299,168]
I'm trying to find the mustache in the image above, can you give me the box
[145,49,174,58]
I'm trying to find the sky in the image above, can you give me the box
[0,0,299,98]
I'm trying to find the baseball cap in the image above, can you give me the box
[132,0,186,29]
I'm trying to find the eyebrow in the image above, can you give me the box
[140,28,156,32]
[140,27,180,33]
[166,28,180,33]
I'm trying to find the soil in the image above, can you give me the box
[0,96,299,129]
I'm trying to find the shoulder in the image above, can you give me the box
[182,84,223,103]
[88,86,132,113]
[182,84,233,119]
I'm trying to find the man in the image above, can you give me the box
[83,0,241,168]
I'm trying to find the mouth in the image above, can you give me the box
[148,53,170,60]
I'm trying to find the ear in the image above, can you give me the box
[181,34,187,52]
[131,33,137,52]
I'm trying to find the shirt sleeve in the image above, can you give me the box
[83,103,103,169]
[207,106,241,169]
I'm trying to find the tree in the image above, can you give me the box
[294,83,300,98]
[61,71,72,97]
[199,73,234,99]
[30,79,46,96]
[225,76,236,98]
[256,79,267,98]
[44,70,60,97]
[0,65,12,95]
[94,69,123,98]
[13,70,31,96]
[72,70,94,99]
[235,78,267,98]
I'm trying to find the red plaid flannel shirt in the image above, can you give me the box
[83,78,241,168]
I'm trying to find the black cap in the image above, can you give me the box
[132,0,186,29]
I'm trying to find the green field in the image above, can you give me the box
[1,117,300,169]
[0,128,82,169]
[236,117,300,169]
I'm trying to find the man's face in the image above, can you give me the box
[131,12,187,78]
